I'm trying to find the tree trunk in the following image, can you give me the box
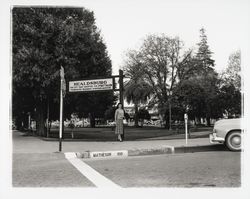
[16,112,29,131]
[195,117,201,125]
[16,114,25,130]
[206,117,211,127]
[164,113,168,129]
[35,99,46,136]
[141,119,144,127]
[89,112,95,128]
[134,103,139,127]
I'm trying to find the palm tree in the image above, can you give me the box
[123,50,152,127]
[124,78,152,127]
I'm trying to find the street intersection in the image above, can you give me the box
[12,130,241,187]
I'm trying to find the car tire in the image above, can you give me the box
[225,131,241,151]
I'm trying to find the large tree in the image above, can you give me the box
[194,28,218,125]
[123,53,152,127]
[124,79,152,127]
[165,28,220,126]
[12,7,113,135]
[217,84,241,118]
[123,34,192,127]
[221,50,241,91]
[217,50,241,117]
[196,27,215,71]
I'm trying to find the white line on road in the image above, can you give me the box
[64,152,121,188]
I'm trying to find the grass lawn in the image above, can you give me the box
[43,126,212,141]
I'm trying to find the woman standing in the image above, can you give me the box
[115,103,124,142]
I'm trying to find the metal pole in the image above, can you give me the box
[169,98,172,131]
[59,78,63,152]
[28,113,31,130]
[119,69,124,107]
[184,113,188,145]
[119,69,124,140]
[46,98,49,138]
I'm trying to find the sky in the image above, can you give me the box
[79,0,250,75]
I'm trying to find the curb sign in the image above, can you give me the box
[89,150,128,159]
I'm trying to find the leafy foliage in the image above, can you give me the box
[137,108,151,127]
[217,84,241,117]
[124,55,153,127]
[104,106,116,121]
[123,34,193,126]
[196,27,215,70]
[137,108,151,120]
[12,7,114,134]
[124,79,152,105]
[217,50,241,117]
[221,50,241,91]
[123,28,228,127]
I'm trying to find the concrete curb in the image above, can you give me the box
[174,144,227,154]
[128,145,174,156]
[75,144,224,159]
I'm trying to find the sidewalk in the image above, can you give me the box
[13,130,225,156]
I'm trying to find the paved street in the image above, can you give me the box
[13,153,94,187]
[12,130,241,187]
[13,151,241,187]
[83,151,241,187]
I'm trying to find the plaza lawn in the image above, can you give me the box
[42,126,212,141]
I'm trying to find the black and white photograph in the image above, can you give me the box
[1,0,250,198]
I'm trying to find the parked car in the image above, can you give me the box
[209,118,242,151]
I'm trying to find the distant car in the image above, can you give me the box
[74,120,83,127]
[107,121,116,126]
[51,120,60,128]
[144,120,154,125]
[10,120,16,130]
[64,120,71,128]
[209,118,242,151]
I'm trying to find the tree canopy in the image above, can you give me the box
[122,28,238,127]
[221,50,241,91]
[12,7,114,135]
[217,50,241,117]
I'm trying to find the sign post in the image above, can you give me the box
[59,66,66,152]
[28,112,31,130]
[119,70,125,140]
[68,71,125,140]
[184,113,188,145]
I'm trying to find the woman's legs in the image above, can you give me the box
[116,119,123,141]
[118,134,123,141]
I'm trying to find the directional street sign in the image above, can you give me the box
[69,78,113,92]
